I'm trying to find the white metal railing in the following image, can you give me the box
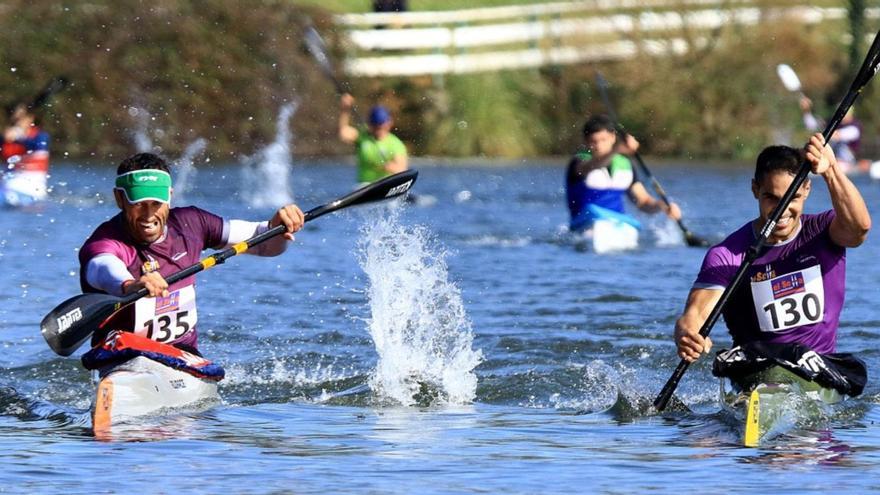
[334,2,879,76]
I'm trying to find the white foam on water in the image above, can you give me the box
[240,103,297,208]
[358,205,483,406]
[463,234,531,248]
[650,216,686,247]
[172,138,207,202]
[223,357,355,387]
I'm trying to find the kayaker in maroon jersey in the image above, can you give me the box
[78,152,304,354]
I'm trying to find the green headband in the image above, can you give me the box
[115,169,172,204]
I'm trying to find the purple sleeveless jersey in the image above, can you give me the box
[79,206,225,349]
[693,210,845,354]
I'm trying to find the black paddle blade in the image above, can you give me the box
[304,170,418,222]
[304,25,334,77]
[684,232,711,248]
[29,76,69,110]
[40,293,122,357]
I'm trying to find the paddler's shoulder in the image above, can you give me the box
[79,213,135,263]
[704,221,754,258]
[166,205,224,233]
[168,205,218,219]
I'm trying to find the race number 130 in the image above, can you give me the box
[761,293,822,331]
[751,265,824,333]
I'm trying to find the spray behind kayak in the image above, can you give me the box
[240,102,297,208]
[358,204,483,406]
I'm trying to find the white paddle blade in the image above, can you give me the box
[305,27,333,74]
[777,64,802,92]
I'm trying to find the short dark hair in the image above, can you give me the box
[582,115,617,138]
[754,145,805,183]
[116,152,171,176]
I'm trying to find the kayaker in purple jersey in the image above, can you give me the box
[78,152,304,354]
[674,133,871,363]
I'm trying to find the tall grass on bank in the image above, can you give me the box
[425,71,552,158]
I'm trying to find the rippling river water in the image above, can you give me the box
[3,160,880,494]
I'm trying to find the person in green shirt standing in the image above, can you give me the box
[339,93,408,185]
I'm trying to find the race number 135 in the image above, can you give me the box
[145,310,193,343]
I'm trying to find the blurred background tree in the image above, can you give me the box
[0,0,876,162]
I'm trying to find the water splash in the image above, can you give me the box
[358,205,482,406]
[129,106,155,153]
[650,216,686,247]
[128,105,206,203]
[240,103,297,208]
[172,138,207,202]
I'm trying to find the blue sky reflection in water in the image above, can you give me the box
[2,160,880,493]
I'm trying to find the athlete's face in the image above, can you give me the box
[586,129,617,157]
[115,190,172,244]
[752,171,810,243]
[369,120,393,139]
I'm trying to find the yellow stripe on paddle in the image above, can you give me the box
[744,389,761,447]
[200,242,249,270]
[232,242,248,254]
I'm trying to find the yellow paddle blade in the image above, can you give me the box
[744,389,761,447]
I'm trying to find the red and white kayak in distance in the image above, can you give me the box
[2,170,49,207]
[2,145,50,207]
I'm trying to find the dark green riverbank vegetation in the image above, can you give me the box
[0,0,877,161]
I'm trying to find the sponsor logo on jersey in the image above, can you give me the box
[155,291,180,315]
[771,271,805,299]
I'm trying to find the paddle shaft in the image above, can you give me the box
[304,24,363,124]
[594,72,707,246]
[114,174,414,311]
[654,30,880,411]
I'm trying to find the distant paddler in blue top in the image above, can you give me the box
[565,115,681,235]
[338,93,408,185]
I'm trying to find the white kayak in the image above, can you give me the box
[92,356,220,435]
[2,170,48,207]
[573,218,639,254]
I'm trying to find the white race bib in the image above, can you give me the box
[133,286,198,343]
[751,265,824,333]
